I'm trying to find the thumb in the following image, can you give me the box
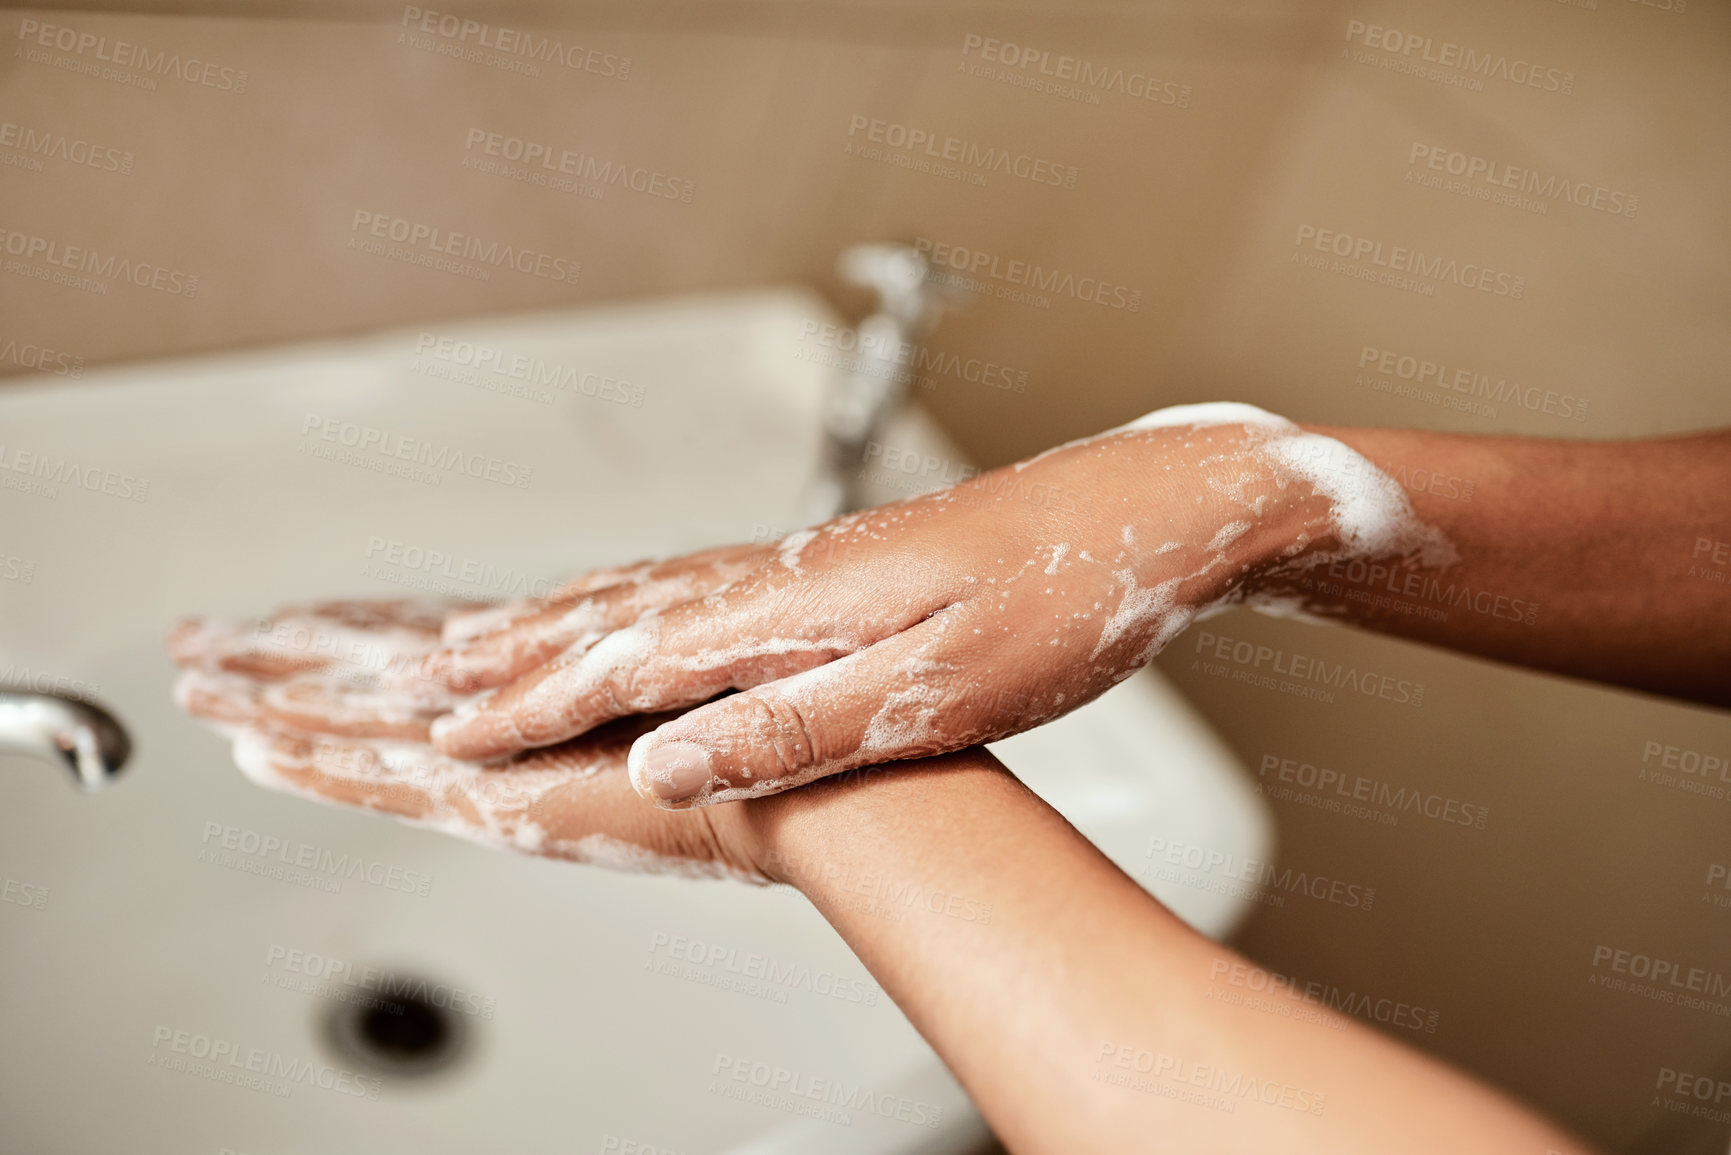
[627,617,970,808]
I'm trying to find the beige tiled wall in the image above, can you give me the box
[5,2,1729,1150]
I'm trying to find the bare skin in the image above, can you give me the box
[169,601,1598,1155]
[421,407,1731,808]
[1290,424,1731,702]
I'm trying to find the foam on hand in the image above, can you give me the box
[173,598,764,881]
[1119,401,1457,575]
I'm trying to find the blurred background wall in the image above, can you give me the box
[4,1,1729,1151]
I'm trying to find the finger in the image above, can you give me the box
[175,655,466,743]
[624,608,994,808]
[255,677,462,742]
[546,543,770,601]
[429,571,927,761]
[425,544,773,691]
[169,599,452,681]
[421,597,620,693]
[168,616,331,679]
[433,558,666,644]
[230,721,747,877]
[441,597,548,646]
[302,598,458,635]
[173,669,263,728]
[174,601,475,739]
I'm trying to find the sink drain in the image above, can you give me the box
[324,980,470,1078]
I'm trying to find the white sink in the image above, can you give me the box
[0,289,1271,1153]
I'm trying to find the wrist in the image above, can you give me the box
[1113,424,1320,605]
[733,751,1014,890]
[1110,406,1452,609]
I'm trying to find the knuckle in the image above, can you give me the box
[728,691,821,783]
[501,704,548,747]
[603,657,648,712]
[585,626,658,712]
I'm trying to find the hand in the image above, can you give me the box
[169,599,775,880]
[423,404,1451,807]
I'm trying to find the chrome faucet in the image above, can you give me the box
[804,242,964,519]
[0,690,131,790]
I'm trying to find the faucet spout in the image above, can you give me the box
[805,242,968,520]
[0,691,131,791]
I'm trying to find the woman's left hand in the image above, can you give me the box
[169,598,774,881]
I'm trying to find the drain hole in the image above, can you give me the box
[325,982,469,1078]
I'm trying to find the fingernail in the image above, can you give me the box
[638,740,713,802]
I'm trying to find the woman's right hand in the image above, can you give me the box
[421,404,1451,809]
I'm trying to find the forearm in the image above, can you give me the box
[417,405,1728,805]
[748,751,1593,1155]
[1280,426,1731,706]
